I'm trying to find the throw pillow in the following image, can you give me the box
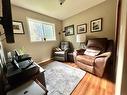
[84,49,100,56]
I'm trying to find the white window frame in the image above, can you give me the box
[27,18,56,42]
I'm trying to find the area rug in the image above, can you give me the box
[43,61,86,95]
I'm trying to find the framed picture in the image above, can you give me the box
[13,21,25,34]
[90,18,102,32]
[65,25,74,36]
[77,24,87,34]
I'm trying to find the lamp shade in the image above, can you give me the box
[76,34,86,43]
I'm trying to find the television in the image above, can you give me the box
[0,0,15,43]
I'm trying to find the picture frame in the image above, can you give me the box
[77,24,87,34]
[13,21,25,34]
[65,25,74,36]
[90,18,102,32]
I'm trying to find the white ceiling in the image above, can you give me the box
[11,0,106,20]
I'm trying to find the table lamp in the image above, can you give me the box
[76,34,86,49]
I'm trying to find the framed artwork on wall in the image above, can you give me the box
[90,18,102,32]
[77,24,87,34]
[64,25,74,36]
[13,21,25,34]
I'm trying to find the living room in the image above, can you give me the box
[0,0,127,95]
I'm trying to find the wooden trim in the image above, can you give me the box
[113,0,121,81]
[38,59,53,66]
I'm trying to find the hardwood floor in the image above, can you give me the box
[40,61,115,95]
[71,73,115,95]
[66,62,115,95]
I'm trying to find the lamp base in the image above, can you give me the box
[80,42,86,49]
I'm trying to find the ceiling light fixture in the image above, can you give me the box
[59,0,66,5]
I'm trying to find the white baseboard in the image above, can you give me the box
[38,58,53,64]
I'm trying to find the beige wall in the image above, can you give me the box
[0,0,116,62]
[0,5,62,63]
[62,0,116,49]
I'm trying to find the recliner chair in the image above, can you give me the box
[53,41,70,61]
[73,38,113,77]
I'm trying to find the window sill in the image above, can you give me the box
[45,40,57,42]
[30,40,57,43]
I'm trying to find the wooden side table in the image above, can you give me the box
[33,63,46,87]
[67,52,74,62]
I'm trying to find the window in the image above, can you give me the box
[27,18,56,42]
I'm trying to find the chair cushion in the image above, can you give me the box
[76,55,96,66]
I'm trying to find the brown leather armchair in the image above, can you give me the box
[73,38,113,77]
[53,41,70,62]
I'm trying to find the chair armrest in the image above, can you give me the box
[96,52,111,58]
[73,49,85,63]
[94,52,111,77]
